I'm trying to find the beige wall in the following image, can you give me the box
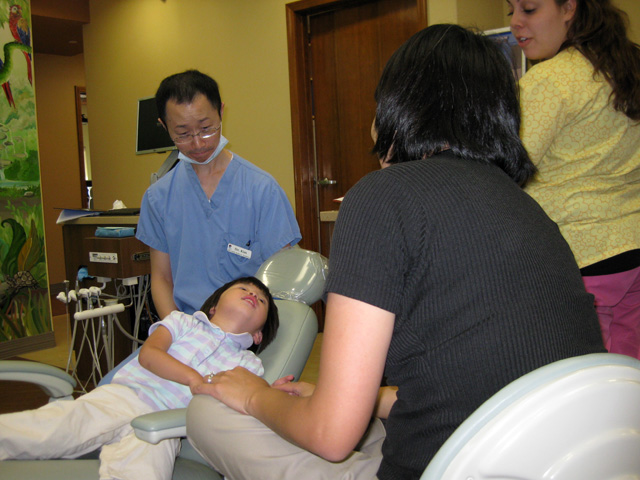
[458,0,506,30]
[616,0,640,43]
[35,53,85,285]
[83,0,295,211]
[428,0,506,29]
[428,0,458,25]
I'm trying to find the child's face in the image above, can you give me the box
[209,282,269,345]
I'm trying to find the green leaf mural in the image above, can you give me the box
[0,0,51,345]
[1,217,26,278]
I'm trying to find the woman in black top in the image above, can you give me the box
[188,24,605,480]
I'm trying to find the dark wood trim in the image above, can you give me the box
[0,331,56,360]
[416,0,429,29]
[288,0,369,15]
[286,3,319,251]
[74,85,88,209]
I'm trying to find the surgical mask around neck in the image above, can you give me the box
[178,135,229,166]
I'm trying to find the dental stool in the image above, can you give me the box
[0,246,327,480]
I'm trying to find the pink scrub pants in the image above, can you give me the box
[583,265,640,360]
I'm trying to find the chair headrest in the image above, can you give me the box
[256,246,328,305]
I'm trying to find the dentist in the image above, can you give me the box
[136,70,301,318]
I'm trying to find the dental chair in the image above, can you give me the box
[421,352,640,480]
[0,246,327,480]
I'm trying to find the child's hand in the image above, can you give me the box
[188,373,207,395]
[272,380,316,397]
[271,374,295,387]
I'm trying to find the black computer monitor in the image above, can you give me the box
[135,96,176,155]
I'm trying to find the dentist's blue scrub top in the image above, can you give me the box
[136,153,301,314]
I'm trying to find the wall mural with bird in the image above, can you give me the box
[0,0,52,353]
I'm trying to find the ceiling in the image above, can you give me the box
[32,15,84,56]
[31,0,90,57]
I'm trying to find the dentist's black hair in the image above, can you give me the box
[155,70,223,125]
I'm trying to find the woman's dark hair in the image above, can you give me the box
[373,24,535,186]
[155,69,223,124]
[199,276,279,354]
[558,0,640,120]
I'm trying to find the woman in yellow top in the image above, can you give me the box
[510,0,640,359]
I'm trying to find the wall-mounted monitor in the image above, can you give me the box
[136,96,176,155]
[484,27,527,81]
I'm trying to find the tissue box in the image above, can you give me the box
[95,226,136,238]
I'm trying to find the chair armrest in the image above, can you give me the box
[131,408,187,444]
[0,360,76,400]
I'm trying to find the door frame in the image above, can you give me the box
[74,85,89,209]
[285,0,428,252]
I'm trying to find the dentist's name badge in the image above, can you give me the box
[227,243,252,259]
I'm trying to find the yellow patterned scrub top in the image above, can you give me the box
[520,47,640,268]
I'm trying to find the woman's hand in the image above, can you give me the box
[192,366,270,415]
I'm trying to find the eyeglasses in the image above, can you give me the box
[172,124,222,145]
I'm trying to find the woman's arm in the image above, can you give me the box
[150,248,178,318]
[275,382,397,420]
[195,292,395,462]
[139,325,203,392]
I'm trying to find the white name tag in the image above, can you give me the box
[227,243,252,259]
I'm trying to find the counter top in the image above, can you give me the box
[61,215,140,226]
[320,210,339,222]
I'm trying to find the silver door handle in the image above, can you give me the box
[317,178,337,186]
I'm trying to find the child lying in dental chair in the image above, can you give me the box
[0,276,278,480]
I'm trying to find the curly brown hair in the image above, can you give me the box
[559,0,640,120]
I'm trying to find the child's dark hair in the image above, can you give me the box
[199,277,279,354]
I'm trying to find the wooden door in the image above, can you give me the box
[286,0,428,258]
